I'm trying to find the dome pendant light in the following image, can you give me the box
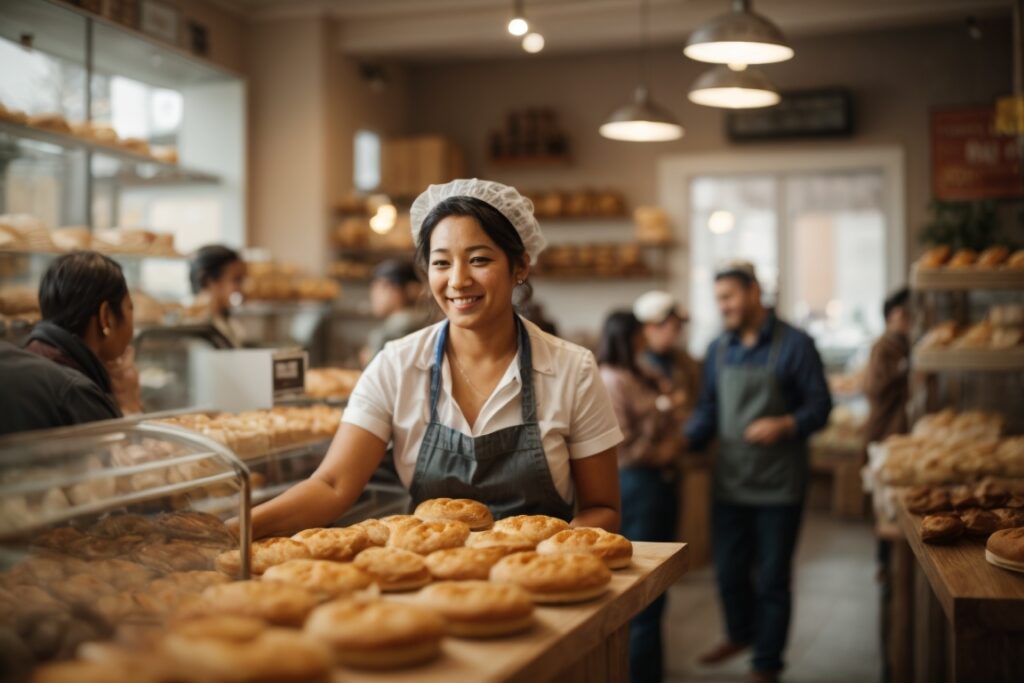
[684,0,794,65]
[600,0,683,142]
[688,63,780,109]
[507,0,528,36]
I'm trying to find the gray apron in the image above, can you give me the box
[408,318,574,522]
[714,322,808,505]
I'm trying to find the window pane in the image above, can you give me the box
[353,129,381,192]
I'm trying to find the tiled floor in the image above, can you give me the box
[663,512,881,683]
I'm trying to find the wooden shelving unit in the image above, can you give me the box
[910,265,1024,291]
[913,347,1024,372]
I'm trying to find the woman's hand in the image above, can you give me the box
[250,423,387,538]
[569,448,621,532]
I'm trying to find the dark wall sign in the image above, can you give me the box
[726,88,853,142]
[932,105,1024,201]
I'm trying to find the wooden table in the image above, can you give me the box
[337,541,688,683]
[896,502,1024,683]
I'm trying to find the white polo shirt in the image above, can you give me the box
[342,318,624,502]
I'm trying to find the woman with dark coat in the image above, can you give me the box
[0,251,135,435]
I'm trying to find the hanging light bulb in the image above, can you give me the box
[688,64,780,109]
[599,0,683,142]
[684,0,794,65]
[507,0,529,36]
[522,32,545,53]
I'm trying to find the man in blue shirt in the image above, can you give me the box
[683,262,832,683]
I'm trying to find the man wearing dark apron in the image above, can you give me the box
[682,262,832,683]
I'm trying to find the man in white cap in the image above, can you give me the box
[683,261,831,683]
[633,290,701,421]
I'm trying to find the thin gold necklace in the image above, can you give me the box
[448,346,515,400]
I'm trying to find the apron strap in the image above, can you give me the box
[766,317,785,367]
[428,316,538,425]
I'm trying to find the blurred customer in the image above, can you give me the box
[863,288,911,443]
[0,252,134,434]
[189,244,247,347]
[634,290,701,421]
[683,262,832,683]
[598,310,683,683]
[363,259,431,363]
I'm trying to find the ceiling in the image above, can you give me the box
[216,0,1013,59]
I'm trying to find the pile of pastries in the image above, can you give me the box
[0,511,237,677]
[304,368,362,400]
[0,214,179,257]
[21,498,634,681]
[918,304,1024,351]
[905,478,1024,544]
[537,243,650,278]
[877,410,1024,485]
[521,188,627,219]
[243,262,340,302]
[915,245,1024,271]
[0,102,178,165]
[156,406,341,460]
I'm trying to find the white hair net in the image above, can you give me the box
[410,178,547,264]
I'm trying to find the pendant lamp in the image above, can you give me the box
[688,64,779,109]
[600,0,683,142]
[684,0,794,65]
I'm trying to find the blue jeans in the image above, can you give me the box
[620,467,678,683]
[711,499,804,674]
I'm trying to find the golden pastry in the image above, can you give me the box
[414,498,494,530]
[291,526,369,562]
[1006,249,1024,269]
[304,598,445,669]
[262,559,375,599]
[917,245,951,269]
[380,514,422,533]
[977,245,1010,268]
[920,514,964,544]
[960,509,1002,537]
[465,529,535,554]
[493,514,570,543]
[490,551,612,604]
[353,519,390,546]
[189,580,320,627]
[986,527,1024,571]
[388,519,470,555]
[215,537,311,577]
[536,527,633,569]
[423,547,506,581]
[946,248,978,268]
[353,547,432,592]
[417,580,534,638]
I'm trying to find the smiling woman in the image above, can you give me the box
[250,179,624,538]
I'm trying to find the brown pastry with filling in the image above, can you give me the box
[985,527,1024,572]
[906,488,951,514]
[920,513,964,544]
[949,486,978,510]
[991,508,1024,529]
[959,509,1002,537]
[975,479,1010,509]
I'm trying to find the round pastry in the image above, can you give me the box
[87,559,155,590]
[190,580,320,626]
[388,520,470,555]
[424,547,506,581]
[960,509,1001,537]
[490,551,612,604]
[985,527,1024,571]
[90,514,159,540]
[465,529,535,554]
[536,527,633,569]
[162,616,332,683]
[132,540,215,573]
[304,598,444,669]
[920,513,964,544]
[215,537,312,577]
[493,514,570,544]
[353,519,390,546]
[947,248,978,269]
[1007,249,1024,270]
[917,245,952,269]
[154,511,236,547]
[380,515,422,533]
[414,498,494,530]
[353,547,431,591]
[417,580,534,637]
[977,245,1010,268]
[291,526,369,562]
[992,508,1024,529]
[262,559,375,599]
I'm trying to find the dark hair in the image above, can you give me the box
[190,245,242,295]
[38,251,129,336]
[597,311,646,378]
[883,287,910,320]
[372,259,420,287]
[714,268,756,288]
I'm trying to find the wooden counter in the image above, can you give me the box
[338,541,688,683]
[896,501,1024,683]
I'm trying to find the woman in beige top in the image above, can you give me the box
[596,310,683,683]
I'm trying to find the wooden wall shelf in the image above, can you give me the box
[913,347,1024,372]
[910,265,1024,291]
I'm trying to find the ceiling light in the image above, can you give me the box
[684,0,793,65]
[507,1,529,36]
[600,86,683,141]
[688,64,780,109]
[599,0,683,142]
[522,32,545,53]
[708,210,735,234]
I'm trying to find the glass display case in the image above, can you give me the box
[0,417,252,675]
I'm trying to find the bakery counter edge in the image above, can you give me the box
[342,541,688,683]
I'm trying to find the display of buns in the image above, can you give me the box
[915,245,1023,271]
[0,213,179,257]
[920,513,964,544]
[304,367,362,399]
[536,242,652,279]
[521,188,627,219]
[904,478,1024,546]
[917,305,1024,351]
[243,261,340,302]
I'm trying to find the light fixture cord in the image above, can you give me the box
[514,0,524,17]
[640,0,650,90]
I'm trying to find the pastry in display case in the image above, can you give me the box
[0,418,253,677]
